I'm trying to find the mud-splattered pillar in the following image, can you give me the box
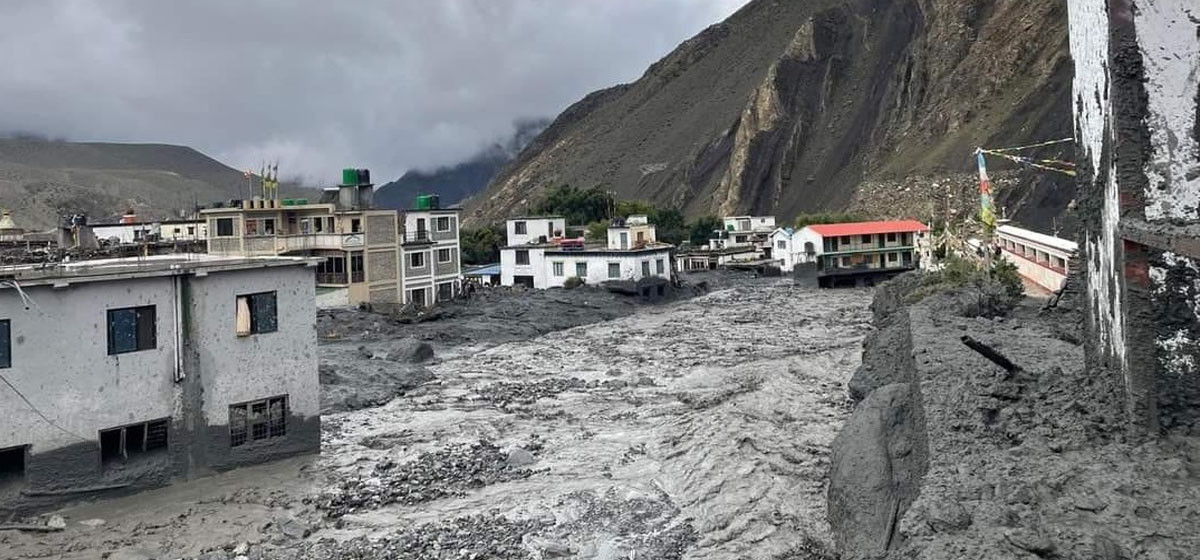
[1069,0,1200,433]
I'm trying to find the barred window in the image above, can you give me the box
[230,396,288,447]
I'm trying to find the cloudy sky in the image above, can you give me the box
[0,0,747,184]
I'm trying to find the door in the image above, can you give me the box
[416,218,427,241]
[620,232,629,249]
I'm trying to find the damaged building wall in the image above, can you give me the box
[184,266,321,472]
[0,278,179,499]
[0,263,320,513]
[1069,0,1200,432]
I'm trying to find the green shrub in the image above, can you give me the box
[563,276,585,289]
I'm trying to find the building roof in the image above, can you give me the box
[0,254,317,287]
[508,215,564,221]
[997,224,1078,253]
[464,263,501,276]
[806,220,930,237]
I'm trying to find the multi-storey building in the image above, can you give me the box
[500,215,673,290]
[201,169,461,308]
[399,197,463,306]
[0,254,320,513]
[777,220,930,287]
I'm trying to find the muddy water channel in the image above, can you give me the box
[315,282,871,559]
[6,282,870,560]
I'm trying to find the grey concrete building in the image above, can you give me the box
[0,255,320,513]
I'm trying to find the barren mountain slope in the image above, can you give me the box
[469,0,1073,230]
[0,139,267,229]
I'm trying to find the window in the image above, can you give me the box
[187,226,195,235]
[515,250,530,265]
[107,306,156,355]
[410,288,427,307]
[576,262,587,277]
[861,234,871,244]
[887,232,897,242]
[229,396,287,447]
[0,319,9,369]
[777,240,786,249]
[841,257,851,267]
[244,218,276,236]
[641,261,650,277]
[656,259,665,275]
[608,263,620,279]
[0,445,27,486]
[100,419,169,465]
[216,218,234,237]
[351,218,362,233]
[840,236,852,245]
[552,262,564,277]
[437,248,452,263]
[314,217,324,232]
[350,252,364,283]
[514,221,527,235]
[888,252,898,262]
[435,216,451,231]
[411,252,426,268]
[437,282,454,301]
[236,292,277,336]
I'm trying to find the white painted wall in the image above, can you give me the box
[506,218,565,246]
[502,248,672,288]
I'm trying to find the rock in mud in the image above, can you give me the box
[828,383,927,559]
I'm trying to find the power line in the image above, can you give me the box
[0,373,90,442]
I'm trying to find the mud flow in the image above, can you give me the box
[4,280,871,559]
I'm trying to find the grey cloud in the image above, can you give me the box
[0,0,747,184]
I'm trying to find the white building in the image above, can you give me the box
[92,219,207,244]
[500,216,673,290]
[996,224,1077,292]
[769,227,820,273]
[0,255,320,513]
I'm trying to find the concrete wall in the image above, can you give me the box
[0,277,178,497]
[0,264,319,512]
[502,248,673,288]
[183,266,319,471]
[1069,0,1200,432]
[506,218,565,246]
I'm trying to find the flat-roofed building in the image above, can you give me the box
[0,255,320,513]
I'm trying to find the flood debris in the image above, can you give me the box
[317,440,539,517]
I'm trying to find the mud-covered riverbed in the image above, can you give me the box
[4,281,871,560]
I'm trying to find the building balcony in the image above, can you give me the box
[402,230,434,245]
[316,272,347,285]
[272,233,365,253]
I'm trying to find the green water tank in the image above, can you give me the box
[416,194,433,210]
[342,168,358,186]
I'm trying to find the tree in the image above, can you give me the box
[460,224,504,265]
[533,184,613,226]
[687,215,722,246]
[650,207,687,245]
[585,220,609,241]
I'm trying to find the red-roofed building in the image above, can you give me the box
[788,219,931,287]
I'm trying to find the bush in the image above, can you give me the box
[794,212,862,228]
[563,277,585,289]
[905,254,1024,317]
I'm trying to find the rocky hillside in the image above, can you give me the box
[468,0,1073,230]
[0,138,268,229]
[375,118,549,211]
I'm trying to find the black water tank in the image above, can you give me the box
[357,168,371,185]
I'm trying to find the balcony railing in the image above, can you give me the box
[402,230,432,244]
[274,233,364,252]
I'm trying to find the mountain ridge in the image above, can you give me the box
[467,0,1074,231]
